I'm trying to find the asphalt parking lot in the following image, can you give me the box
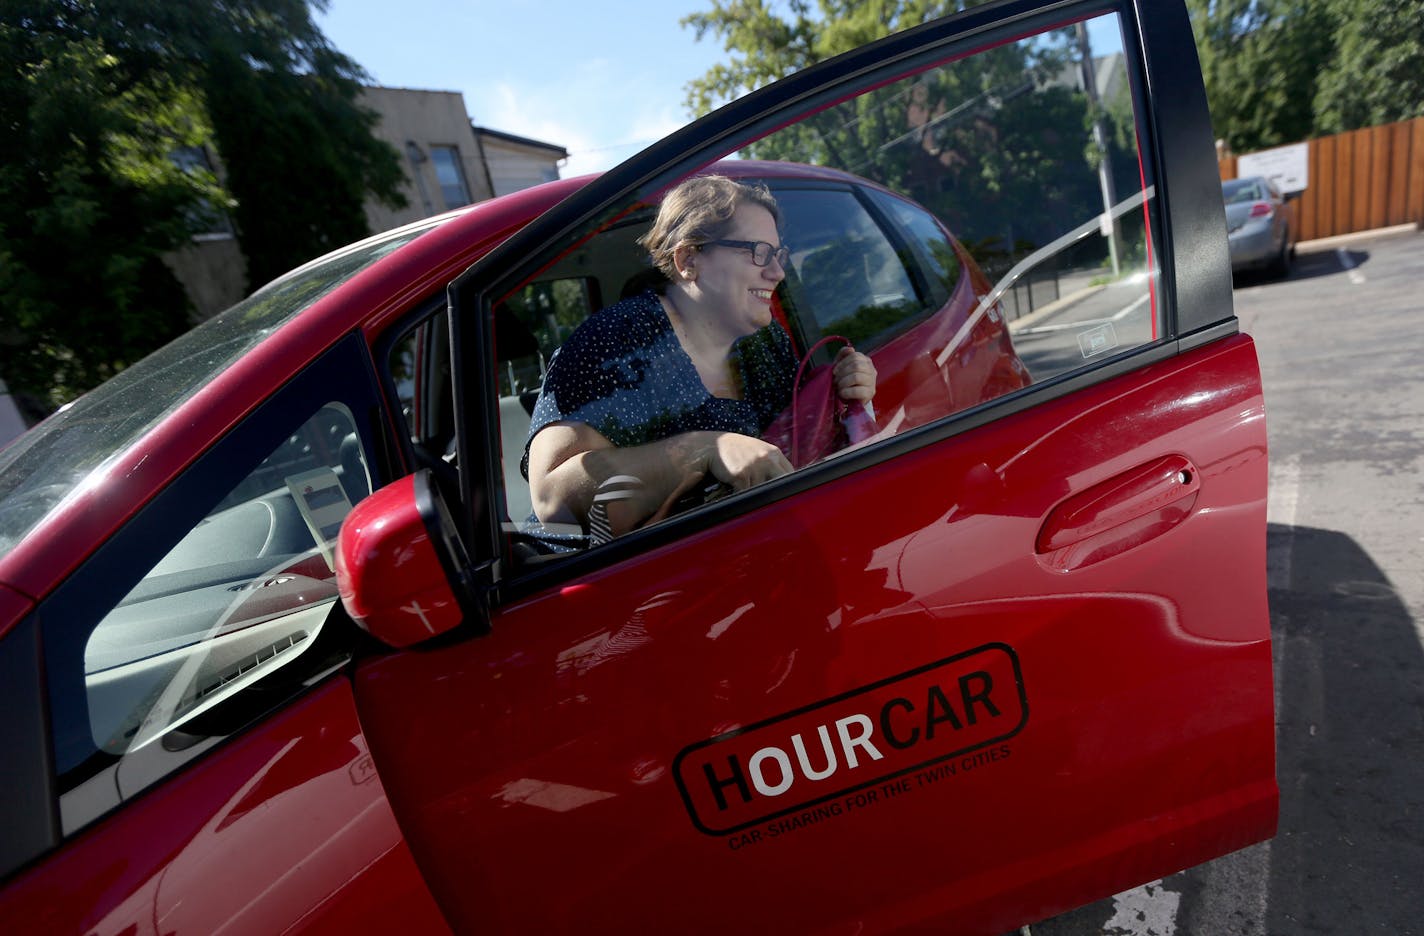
[1030,225,1424,936]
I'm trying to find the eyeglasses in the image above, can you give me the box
[702,239,790,268]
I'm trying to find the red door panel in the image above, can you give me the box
[354,334,1274,934]
[1035,453,1200,562]
[0,681,449,934]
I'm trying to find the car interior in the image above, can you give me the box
[390,176,951,550]
[80,403,370,760]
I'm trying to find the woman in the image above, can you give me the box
[524,174,876,539]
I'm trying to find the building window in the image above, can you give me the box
[430,145,473,209]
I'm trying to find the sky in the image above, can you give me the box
[315,0,730,177]
[315,1,1127,179]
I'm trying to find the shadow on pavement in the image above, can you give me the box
[1251,523,1424,934]
[1029,523,1424,935]
[1233,248,1370,288]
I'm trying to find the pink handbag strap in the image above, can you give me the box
[791,335,852,465]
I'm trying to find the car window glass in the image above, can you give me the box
[1224,179,1264,203]
[79,403,367,779]
[498,278,597,392]
[775,188,922,347]
[867,189,963,307]
[0,223,436,557]
[484,10,1159,556]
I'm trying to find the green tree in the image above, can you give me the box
[1312,0,1424,134]
[0,17,218,412]
[0,0,404,413]
[1186,0,1335,152]
[683,0,983,115]
[192,3,407,290]
[683,1,1102,267]
[1187,0,1424,151]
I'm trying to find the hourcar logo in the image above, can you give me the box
[673,643,1027,835]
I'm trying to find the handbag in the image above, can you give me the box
[763,335,877,469]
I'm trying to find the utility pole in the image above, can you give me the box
[1076,22,1120,278]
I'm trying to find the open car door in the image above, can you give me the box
[346,0,1275,932]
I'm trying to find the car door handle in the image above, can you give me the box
[1036,455,1200,568]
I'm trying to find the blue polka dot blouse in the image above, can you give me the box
[522,290,796,478]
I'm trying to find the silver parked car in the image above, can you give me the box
[1224,175,1298,277]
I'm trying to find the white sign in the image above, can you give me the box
[286,467,354,571]
[1238,142,1309,194]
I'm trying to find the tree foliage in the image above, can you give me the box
[193,2,407,289]
[1312,0,1424,135]
[0,0,403,413]
[1186,0,1423,152]
[683,0,962,115]
[1186,0,1333,152]
[0,11,214,413]
[682,2,1133,272]
[687,0,1424,179]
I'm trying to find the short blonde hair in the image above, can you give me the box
[638,175,781,280]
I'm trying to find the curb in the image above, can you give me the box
[1295,222,1419,254]
[1008,284,1106,334]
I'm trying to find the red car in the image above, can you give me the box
[0,2,1274,933]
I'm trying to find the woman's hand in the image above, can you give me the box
[643,431,791,526]
[704,431,793,491]
[832,347,877,402]
[531,424,792,533]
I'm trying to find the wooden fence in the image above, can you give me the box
[1219,117,1424,242]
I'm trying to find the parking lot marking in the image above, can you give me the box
[1267,454,1300,529]
[1104,879,1180,935]
[1111,292,1152,321]
[1336,248,1366,285]
[1014,291,1151,335]
[1015,318,1110,334]
[1268,454,1300,591]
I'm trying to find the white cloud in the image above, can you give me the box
[319,0,728,178]
[468,60,698,178]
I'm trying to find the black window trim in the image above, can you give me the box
[1127,0,1235,336]
[0,613,59,881]
[374,291,454,477]
[861,185,959,312]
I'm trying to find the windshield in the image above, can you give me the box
[0,221,440,556]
